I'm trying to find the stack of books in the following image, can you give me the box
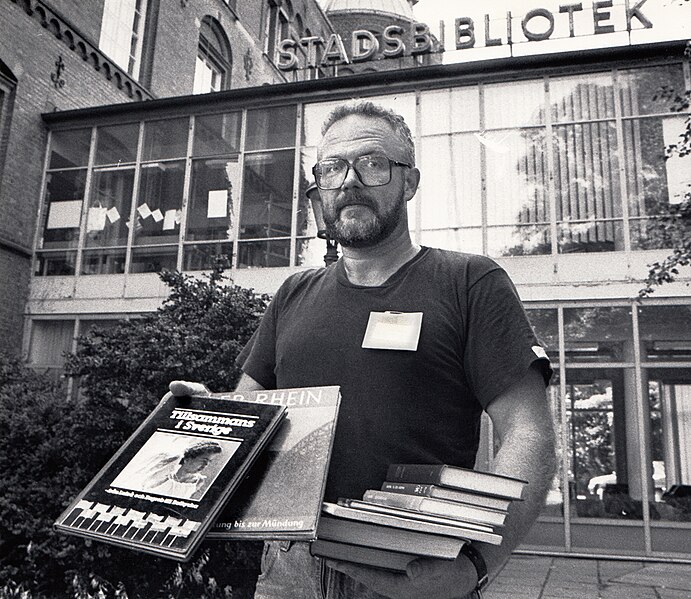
[310,463,527,571]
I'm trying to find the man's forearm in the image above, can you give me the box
[476,425,557,581]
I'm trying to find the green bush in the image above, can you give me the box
[0,265,269,598]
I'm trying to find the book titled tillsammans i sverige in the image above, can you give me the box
[207,386,341,540]
[55,391,286,561]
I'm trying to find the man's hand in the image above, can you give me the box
[169,381,211,396]
[325,552,478,599]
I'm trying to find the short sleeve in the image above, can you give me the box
[235,293,280,389]
[463,268,552,408]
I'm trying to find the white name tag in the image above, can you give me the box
[362,311,423,351]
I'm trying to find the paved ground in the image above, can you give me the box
[485,555,691,599]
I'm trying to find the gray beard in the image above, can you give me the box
[324,195,404,248]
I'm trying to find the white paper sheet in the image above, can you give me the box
[137,203,152,219]
[207,190,228,218]
[163,209,177,231]
[106,206,121,224]
[46,200,82,229]
[87,207,108,232]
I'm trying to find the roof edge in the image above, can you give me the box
[42,40,688,126]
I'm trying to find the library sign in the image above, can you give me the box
[276,0,654,71]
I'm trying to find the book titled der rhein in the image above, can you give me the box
[207,385,341,540]
[55,391,286,561]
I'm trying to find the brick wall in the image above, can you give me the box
[0,0,142,354]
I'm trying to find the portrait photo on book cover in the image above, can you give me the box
[109,431,240,501]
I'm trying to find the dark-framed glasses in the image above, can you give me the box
[312,154,411,190]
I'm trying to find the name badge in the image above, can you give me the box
[362,311,423,351]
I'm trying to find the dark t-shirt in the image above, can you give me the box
[237,247,551,501]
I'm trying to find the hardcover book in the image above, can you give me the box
[317,514,465,559]
[327,501,502,545]
[387,464,528,500]
[55,392,286,561]
[362,490,507,527]
[310,539,417,572]
[380,482,512,512]
[207,386,341,540]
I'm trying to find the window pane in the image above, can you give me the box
[134,161,185,244]
[95,123,139,165]
[625,116,690,250]
[81,249,126,275]
[554,121,623,252]
[49,129,91,169]
[644,370,691,530]
[28,320,74,377]
[237,239,291,268]
[246,106,296,151]
[566,369,644,522]
[420,86,479,135]
[638,305,691,362]
[183,242,233,271]
[619,64,686,117]
[130,246,177,273]
[86,168,135,247]
[526,308,559,362]
[420,134,481,229]
[484,79,544,129]
[193,112,241,156]
[142,118,189,161]
[40,169,87,249]
[240,150,294,240]
[487,224,551,257]
[550,72,615,122]
[486,128,548,226]
[187,158,239,241]
[35,252,77,276]
[563,307,633,363]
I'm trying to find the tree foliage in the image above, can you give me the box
[0,264,269,598]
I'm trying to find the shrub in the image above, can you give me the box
[0,265,269,597]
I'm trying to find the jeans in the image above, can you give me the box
[254,541,478,599]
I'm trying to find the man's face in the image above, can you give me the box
[317,115,417,248]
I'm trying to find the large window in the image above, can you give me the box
[416,63,689,257]
[99,0,150,79]
[35,62,689,276]
[0,61,17,188]
[194,17,232,94]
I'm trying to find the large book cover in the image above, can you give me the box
[310,539,417,572]
[380,482,512,512]
[362,490,507,527]
[387,464,528,500]
[207,386,341,540]
[317,514,465,559]
[55,392,286,561]
[335,500,502,545]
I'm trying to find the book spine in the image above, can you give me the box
[387,464,444,484]
[381,482,436,497]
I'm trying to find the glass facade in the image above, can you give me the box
[37,63,689,274]
[33,57,690,559]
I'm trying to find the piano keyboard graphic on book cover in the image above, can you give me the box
[61,500,201,549]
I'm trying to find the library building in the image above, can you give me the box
[4,0,690,562]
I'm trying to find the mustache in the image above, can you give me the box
[333,192,377,213]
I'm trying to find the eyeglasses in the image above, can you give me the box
[312,154,411,190]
